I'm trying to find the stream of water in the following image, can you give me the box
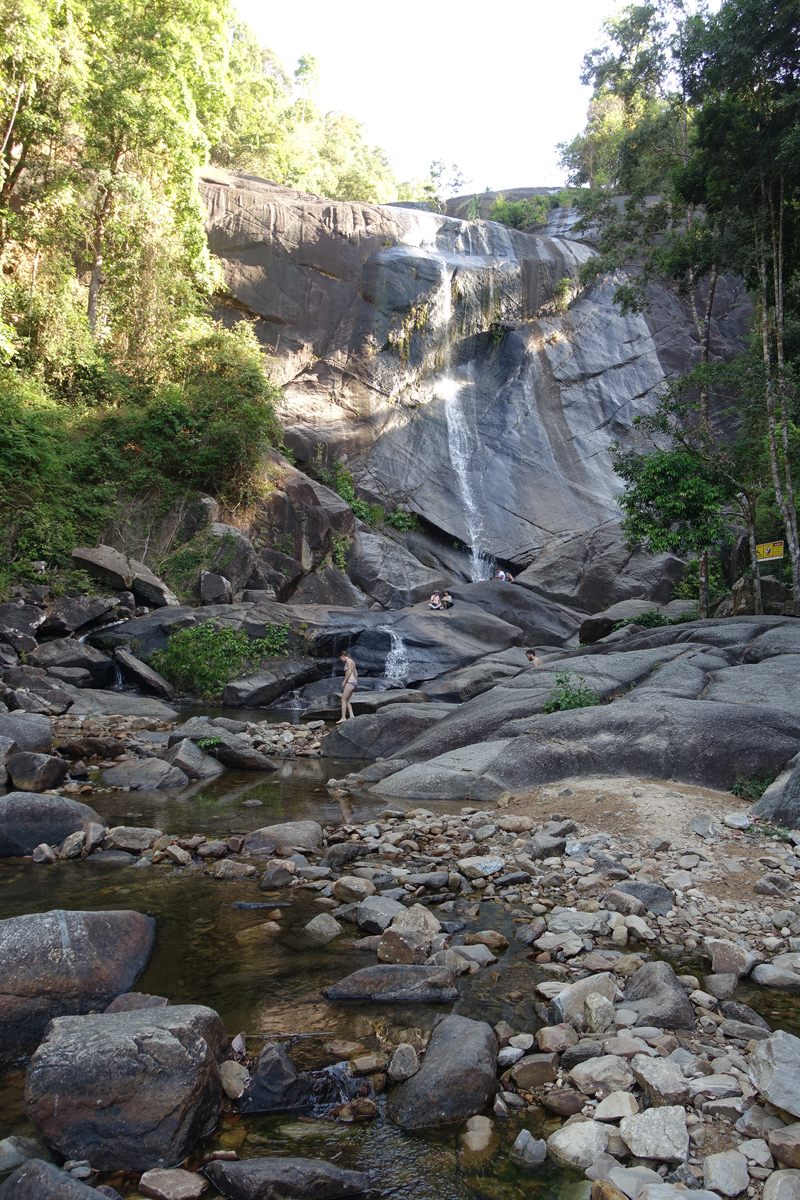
[0,754,584,1200]
[381,627,410,683]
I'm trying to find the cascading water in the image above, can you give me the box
[381,626,409,682]
[437,268,496,582]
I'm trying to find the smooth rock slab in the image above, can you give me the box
[0,908,155,1063]
[0,711,52,752]
[24,1005,225,1170]
[0,792,104,857]
[322,964,457,1003]
[620,1106,689,1162]
[595,1091,639,1121]
[547,1121,609,1169]
[386,1014,497,1130]
[203,1156,371,1199]
[749,1030,800,1118]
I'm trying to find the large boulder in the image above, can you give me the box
[290,566,372,608]
[753,752,800,828]
[113,649,174,699]
[447,581,580,646]
[0,601,46,652]
[6,752,69,792]
[0,793,105,857]
[0,1159,99,1198]
[71,545,179,607]
[222,657,326,707]
[167,720,276,771]
[24,1005,225,1170]
[624,961,695,1030]
[39,595,119,638]
[242,820,323,855]
[26,639,114,686]
[345,526,452,609]
[0,711,52,752]
[516,524,685,610]
[386,1014,498,1129]
[319,706,448,759]
[0,909,154,1062]
[55,685,179,720]
[100,758,190,790]
[203,1157,371,1199]
[748,1031,800,1119]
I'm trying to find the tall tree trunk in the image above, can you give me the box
[699,549,709,619]
[769,177,800,600]
[744,495,763,616]
[759,228,800,600]
[86,191,109,335]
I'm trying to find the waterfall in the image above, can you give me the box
[442,379,495,581]
[381,627,409,682]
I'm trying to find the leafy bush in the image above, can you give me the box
[331,533,350,572]
[732,775,775,803]
[385,509,418,532]
[489,194,552,230]
[313,450,384,526]
[612,608,670,631]
[542,672,601,713]
[149,621,289,700]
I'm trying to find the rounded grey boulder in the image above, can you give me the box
[0,908,155,1062]
[0,792,105,857]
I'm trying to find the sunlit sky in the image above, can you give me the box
[233,1,722,194]
[233,0,620,191]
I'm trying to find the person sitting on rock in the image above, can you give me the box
[429,591,442,609]
[337,650,358,724]
[441,590,453,609]
[526,648,543,666]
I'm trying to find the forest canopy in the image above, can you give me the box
[0,0,434,586]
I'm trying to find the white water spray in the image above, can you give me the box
[381,626,409,682]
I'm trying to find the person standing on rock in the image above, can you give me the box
[337,651,358,723]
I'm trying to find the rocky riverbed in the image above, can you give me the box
[4,706,800,1200]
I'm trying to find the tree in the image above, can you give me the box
[612,442,731,616]
[680,0,800,600]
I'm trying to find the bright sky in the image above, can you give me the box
[233,0,621,191]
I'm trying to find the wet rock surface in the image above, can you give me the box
[386,1014,497,1129]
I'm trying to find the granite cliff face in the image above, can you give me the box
[200,168,749,600]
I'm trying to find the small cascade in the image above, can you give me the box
[112,662,124,690]
[381,627,409,682]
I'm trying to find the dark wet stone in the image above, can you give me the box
[323,964,458,1003]
[386,1014,497,1130]
[203,1156,371,1199]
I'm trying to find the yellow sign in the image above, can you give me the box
[756,541,784,561]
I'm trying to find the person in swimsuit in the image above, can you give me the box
[337,650,358,723]
[526,648,543,666]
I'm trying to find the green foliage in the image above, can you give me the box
[314,449,384,527]
[150,621,289,700]
[612,608,669,631]
[612,445,730,559]
[672,558,728,605]
[489,194,551,231]
[331,532,350,572]
[542,672,601,714]
[733,775,775,804]
[385,509,418,532]
[553,278,572,313]
[160,529,237,601]
[196,736,222,753]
